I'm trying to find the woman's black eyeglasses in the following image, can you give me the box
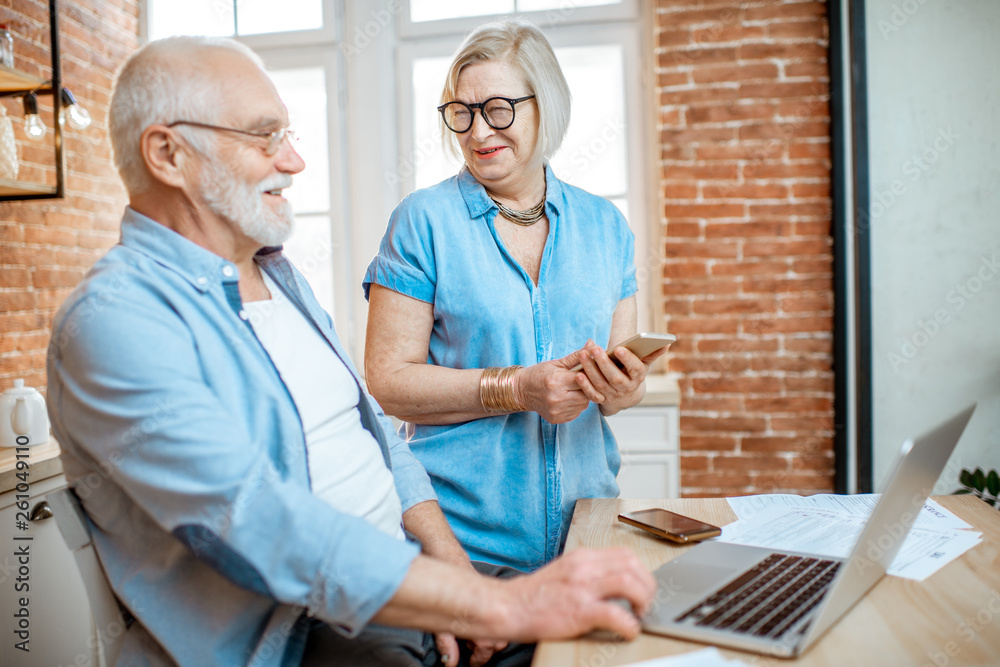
[437,95,536,133]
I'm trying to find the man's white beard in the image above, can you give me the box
[200,157,295,247]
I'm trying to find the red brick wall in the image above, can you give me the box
[653,0,835,496]
[0,0,138,391]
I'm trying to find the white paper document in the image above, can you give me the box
[622,647,749,667]
[718,503,982,581]
[726,493,973,530]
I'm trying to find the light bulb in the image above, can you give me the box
[65,104,91,130]
[22,93,46,141]
[24,114,46,140]
[59,88,91,131]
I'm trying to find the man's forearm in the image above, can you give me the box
[372,547,656,644]
[372,555,514,639]
[402,500,470,564]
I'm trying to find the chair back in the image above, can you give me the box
[48,487,127,667]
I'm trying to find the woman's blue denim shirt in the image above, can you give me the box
[47,208,435,666]
[364,166,637,571]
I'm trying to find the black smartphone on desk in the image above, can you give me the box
[618,508,721,543]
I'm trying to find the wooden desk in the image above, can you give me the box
[533,496,1000,667]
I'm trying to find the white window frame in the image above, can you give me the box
[141,0,339,47]
[398,0,639,39]
[253,45,351,342]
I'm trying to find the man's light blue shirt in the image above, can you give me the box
[364,166,637,571]
[47,208,436,666]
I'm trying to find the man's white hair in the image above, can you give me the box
[109,36,265,195]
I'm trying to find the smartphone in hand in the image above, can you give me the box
[618,508,722,543]
[570,332,676,372]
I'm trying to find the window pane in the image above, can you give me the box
[267,67,330,215]
[148,0,234,40]
[237,0,323,35]
[283,215,335,316]
[517,0,619,10]
[549,45,627,199]
[410,57,462,190]
[410,0,514,23]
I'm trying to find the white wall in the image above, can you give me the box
[865,0,1000,492]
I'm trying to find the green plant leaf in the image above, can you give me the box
[987,470,1000,496]
[960,469,976,487]
[973,468,986,491]
[954,488,972,495]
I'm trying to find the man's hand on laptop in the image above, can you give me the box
[502,547,656,641]
[374,547,655,645]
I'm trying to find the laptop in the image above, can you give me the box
[641,403,976,658]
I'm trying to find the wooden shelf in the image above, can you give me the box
[0,1,63,201]
[0,64,46,93]
[0,178,58,197]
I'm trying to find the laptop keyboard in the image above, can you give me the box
[675,554,841,639]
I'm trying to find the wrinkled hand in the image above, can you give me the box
[513,351,591,424]
[434,561,508,667]
[502,548,657,642]
[573,339,666,416]
[435,632,508,667]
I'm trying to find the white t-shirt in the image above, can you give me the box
[243,270,405,540]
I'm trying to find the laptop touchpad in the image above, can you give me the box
[662,564,736,598]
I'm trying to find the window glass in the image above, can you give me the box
[236,0,323,35]
[282,215,335,316]
[549,45,627,200]
[148,0,322,39]
[266,67,333,317]
[411,57,461,189]
[517,0,620,10]
[410,0,619,22]
[267,67,330,214]
[148,0,233,40]
[410,0,514,23]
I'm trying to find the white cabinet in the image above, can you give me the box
[0,474,95,667]
[607,404,680,499]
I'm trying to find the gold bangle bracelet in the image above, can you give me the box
[480,365,524,413]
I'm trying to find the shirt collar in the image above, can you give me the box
[457,163,564,219]
[119,206,245,292]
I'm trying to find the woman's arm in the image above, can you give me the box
[365,284,591,425]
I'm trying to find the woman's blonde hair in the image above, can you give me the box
[440,18,571,168]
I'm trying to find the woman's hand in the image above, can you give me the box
[573,339,667,416]
[513,352,592,424]
[434,559,510,667]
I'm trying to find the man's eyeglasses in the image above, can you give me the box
[167,121,297,156]
[437,95,536,134]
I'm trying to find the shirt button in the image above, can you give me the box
[196,276,208,286]
[222,266,235,277]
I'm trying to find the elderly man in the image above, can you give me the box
[46,36,654,666]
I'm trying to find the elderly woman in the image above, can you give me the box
[363,19,665,572]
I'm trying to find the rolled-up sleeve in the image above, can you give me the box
[363,197,437,304]
[47,287,419,635]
